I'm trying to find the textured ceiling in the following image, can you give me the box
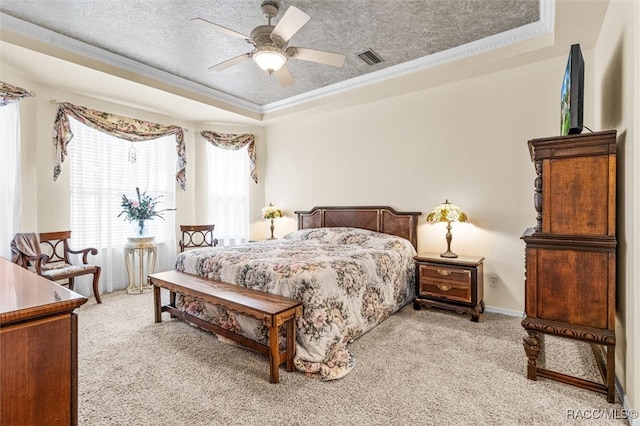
[0,0,541,113]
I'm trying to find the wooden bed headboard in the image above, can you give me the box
[295,206,422,249]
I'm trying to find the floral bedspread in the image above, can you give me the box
[174,227,416,380]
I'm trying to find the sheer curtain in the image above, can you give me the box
[0,102,22,260]
[68,118,176,295]
[207,143,250,246]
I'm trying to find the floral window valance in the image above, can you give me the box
[0,81,35,106]
[53,102,187,190]
[201,131,257,183]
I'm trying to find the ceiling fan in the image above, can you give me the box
[191,1,345,87]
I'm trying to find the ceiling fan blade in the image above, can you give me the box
[208,53,251,71]
[287,47,345,67]
[271,6,310,43]
[274,65,294,87]
[191,17,252,42]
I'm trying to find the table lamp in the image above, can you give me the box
[427,199,468,258]
[260,203,283,240]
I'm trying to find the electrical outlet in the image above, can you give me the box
[489,275,498,288]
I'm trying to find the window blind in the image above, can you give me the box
[69,117,176,246]
[207,143,249,245]
[68,117,176,293]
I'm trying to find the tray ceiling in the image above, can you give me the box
[1,1,549,118]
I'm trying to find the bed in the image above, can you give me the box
[174,206,421,380]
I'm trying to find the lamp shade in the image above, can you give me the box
[426,200,468,223]
[260,203,283,219]
[252,46,287,73]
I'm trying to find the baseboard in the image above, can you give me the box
[617,378,640,425]
[484,305,523,317]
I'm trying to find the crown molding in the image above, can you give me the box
[0,12,263,116]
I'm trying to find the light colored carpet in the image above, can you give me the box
[77,290,625,425]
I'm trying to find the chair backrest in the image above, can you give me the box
[179,225,217,252]
[39,231,72,264]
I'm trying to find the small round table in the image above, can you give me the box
[124,236,157,294]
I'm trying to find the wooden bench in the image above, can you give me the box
[148,270,302,383]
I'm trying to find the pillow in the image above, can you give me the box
[284,227,383,244]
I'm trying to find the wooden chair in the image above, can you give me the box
[179,225,218,252]
[173,225,217,310]
[11,231,102,303]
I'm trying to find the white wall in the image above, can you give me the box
[264,53,593,314]
[594,0,639,416]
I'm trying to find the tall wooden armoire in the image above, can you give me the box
[521,130,617,403]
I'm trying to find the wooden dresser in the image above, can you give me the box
[521,130,617,402]
[0,256,87,425]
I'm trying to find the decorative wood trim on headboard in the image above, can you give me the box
[295,206,422,249]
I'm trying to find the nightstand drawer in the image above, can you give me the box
[420,280,471,303]
[418,264,471,285]
[413,253,484,322]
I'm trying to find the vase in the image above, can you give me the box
[133,219,150,237]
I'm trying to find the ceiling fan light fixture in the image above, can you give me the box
[252,45,287,73]
[194,3,343,86]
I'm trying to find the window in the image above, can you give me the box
[68,118,176,293]
[0,102,21,259]
[207,143,249,245]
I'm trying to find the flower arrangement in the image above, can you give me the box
[118,187,175,222]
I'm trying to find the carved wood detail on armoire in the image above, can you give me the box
[520,130,617,403]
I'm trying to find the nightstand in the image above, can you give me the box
[413,253,485,322]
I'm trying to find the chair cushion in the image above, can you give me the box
[41,264,98,280]
[42,262,72,271]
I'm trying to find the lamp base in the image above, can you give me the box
[440,223,458,258]
[269,218,275,240]
[440,250,458,258]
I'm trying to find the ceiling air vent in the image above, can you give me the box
[356,49,384,66]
